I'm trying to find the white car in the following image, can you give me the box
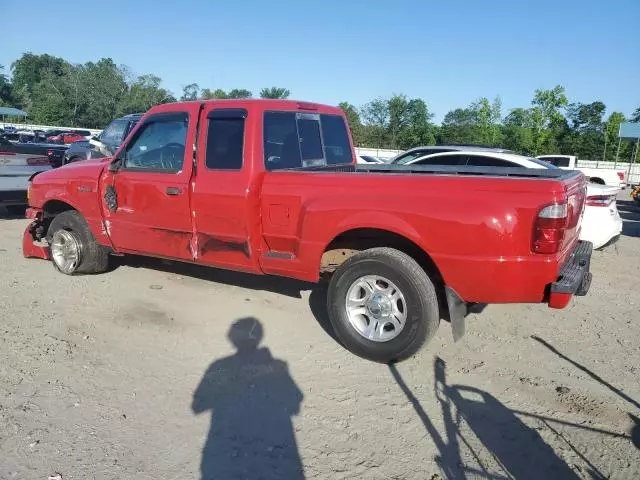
[406,151,622,249]
[357,155,385,164]
[537,155,626,189]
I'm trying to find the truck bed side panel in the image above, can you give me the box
[260,171,584,303]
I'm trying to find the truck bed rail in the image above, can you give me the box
[280,163,581,180]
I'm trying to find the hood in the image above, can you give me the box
[33,157,110,183]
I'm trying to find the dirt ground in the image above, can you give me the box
[1,194,639,480]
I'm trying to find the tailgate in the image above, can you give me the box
[559,172,587,258]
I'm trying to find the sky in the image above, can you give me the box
[2,0,639,122]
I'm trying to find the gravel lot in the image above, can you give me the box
[1,194,639,480]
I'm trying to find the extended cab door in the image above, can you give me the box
[99,109,197,260]
[190,106,262,273]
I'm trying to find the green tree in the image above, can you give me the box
[118,74,175,118]
[201,88,229,99]
[631,107,640,123]
[227,89,252,99]
[181,83,200,101]
[473,96,502,145]
[604,112,625,162]
[0,65,12,106]
[502,108,534,154]
[259,87,290,99]
[530,85,568,154]
[339,101,364,146]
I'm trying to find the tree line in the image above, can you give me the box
[1,53,639,161]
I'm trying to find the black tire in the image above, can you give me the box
[46,210,109,275]
[327,247,439,363]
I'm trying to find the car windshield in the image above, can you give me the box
[393,151,429,165]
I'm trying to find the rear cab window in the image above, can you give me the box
[263,111,352,170]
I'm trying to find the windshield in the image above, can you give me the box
[393,152,428,165]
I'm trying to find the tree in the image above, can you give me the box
[631,107,640,123]
[604,112,627,161]
[360,95,434,149]
[339,101,364,146]
[181,83,200,101]
[118,74,175,118]
[227,89,252,99]
[201,88,229,99]
[11,53,67,92]
[530,85,568,154]
[473,96,502,146]
[260,87,290,99]
[502,108,534,154]
[0,65,12,106]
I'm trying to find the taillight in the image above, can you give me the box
[617,171,624,181]
[533,203,568,254]
[26,156,50,166]
[586,195,615,207]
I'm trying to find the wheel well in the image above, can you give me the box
[320,228,443,285]
[589,177,605,185]
[43,200,75,217]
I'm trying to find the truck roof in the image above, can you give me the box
[146,99,343,116]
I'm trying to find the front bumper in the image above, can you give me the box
[22,208,50,260]
[548,240,593,309]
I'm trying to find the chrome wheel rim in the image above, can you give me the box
[345,275,407,342]
[51,230,81,274]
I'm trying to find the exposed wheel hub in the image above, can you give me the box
[51,230,81,274]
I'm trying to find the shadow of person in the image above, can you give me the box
[192,317,305,480]
[391,358,581,479]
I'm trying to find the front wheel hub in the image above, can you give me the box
[51,230,82,274]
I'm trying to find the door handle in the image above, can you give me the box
[165,187,182,196]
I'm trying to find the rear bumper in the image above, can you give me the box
[548,240,593,309]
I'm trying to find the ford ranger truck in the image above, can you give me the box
[23,99,592,363]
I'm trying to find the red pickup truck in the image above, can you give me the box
[23,99,592,362]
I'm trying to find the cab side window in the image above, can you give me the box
[205,109,246,170]
[124,114,188,172]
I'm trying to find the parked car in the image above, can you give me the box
[390,144,513,165]
[0,136,64,214]
[88,113,142,159]
[357,155,384,164]
[537,155,626,189]
[47,130,92,144]
[24,99,592,363]
[406,151,622,249]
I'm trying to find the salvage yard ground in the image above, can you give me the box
[1,193,640,479]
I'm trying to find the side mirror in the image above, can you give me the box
[108,157,122,172]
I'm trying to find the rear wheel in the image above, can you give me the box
[46,210,109,275]
[327,247,440,363]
